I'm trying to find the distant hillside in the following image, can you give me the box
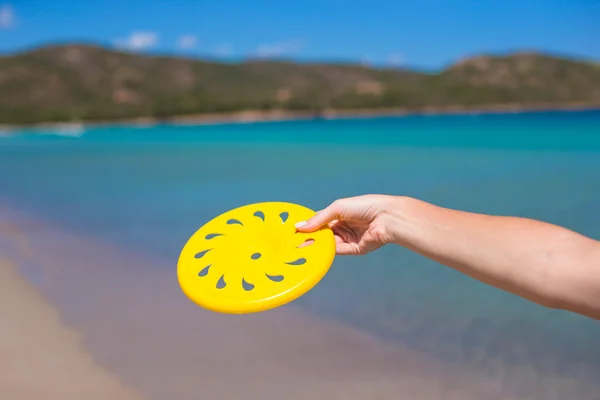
[0,44,599,124]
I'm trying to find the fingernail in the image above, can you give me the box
[294,220,307,228]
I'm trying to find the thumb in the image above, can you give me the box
[295,202,342,232]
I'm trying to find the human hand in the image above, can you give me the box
[295,194,400,255]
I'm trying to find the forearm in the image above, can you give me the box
[387,197,600,319]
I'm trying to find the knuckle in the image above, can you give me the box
[330,199,345,212]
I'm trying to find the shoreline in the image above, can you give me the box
[0,209,144,400]
[1,102,599,132]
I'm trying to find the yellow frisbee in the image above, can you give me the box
[177,202,336,314]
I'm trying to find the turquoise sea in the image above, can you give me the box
[1,110,600,397]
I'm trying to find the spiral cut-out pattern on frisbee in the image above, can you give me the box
[177,202,336,314]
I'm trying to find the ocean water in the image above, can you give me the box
[1,110,600,393]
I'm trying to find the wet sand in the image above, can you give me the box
[1,206,597,400]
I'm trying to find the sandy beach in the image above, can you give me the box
[1,205,598,400]
[1,102,599,133]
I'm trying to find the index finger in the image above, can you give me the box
[295,201,343,232]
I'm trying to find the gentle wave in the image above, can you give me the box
[36,123,87,138]
[0,123,87,139]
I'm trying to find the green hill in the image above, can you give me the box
[1,44,599,124]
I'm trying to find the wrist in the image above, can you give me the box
[382,195,422,247]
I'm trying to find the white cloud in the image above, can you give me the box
[388,53,404,66]
[0,4,15,29]
[361,55,373,66]
[176,34,198,50]
[214,43,233,57]
[255,39,304,58]
[116,31,158,51]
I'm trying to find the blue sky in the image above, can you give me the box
[0,0,598,69]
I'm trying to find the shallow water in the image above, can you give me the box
[1,110,600,397]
